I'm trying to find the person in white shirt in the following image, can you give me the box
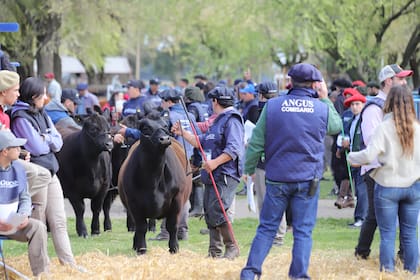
[348,85,420,274]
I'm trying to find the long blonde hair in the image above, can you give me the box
[383,85,418,157]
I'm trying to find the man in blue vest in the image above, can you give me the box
[240,63,342,280]
[121,79,146,118]
[172,86,244,259]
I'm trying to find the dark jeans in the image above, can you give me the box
[204,175,237,228]
[355,171,376,257]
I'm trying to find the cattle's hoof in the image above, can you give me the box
[78,233,88,238]
[136,248,147,255]
[91,230,100,236]
[169,247,179,254]
[127,227,136,232]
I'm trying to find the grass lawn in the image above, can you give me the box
[3,216,381,258]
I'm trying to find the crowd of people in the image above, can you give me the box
[0,60,419,279]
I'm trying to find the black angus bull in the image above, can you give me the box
[118,111,192,254]
[56,113,113,237]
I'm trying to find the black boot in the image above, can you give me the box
[208,227,223,258]
[219,223,239,259]
[189,185,204,217]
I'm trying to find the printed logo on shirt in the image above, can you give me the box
[281,99,314,113]
[205,134,216,141]
[0,180,18,188]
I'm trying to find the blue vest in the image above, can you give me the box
[188,102,208,122]
[0,161,27,204]
[200,109,243,184]
[11,109,59,175]
[359,97,385,150]
[241,98,258,122]
[169,105,199,159]
[122,96,147,117]
[265,88,328,182]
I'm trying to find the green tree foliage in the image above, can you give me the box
[0,0,418,86]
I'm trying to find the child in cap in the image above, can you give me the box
[335,91,367,218]
[0,130,50,276]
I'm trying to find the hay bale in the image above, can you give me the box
[0,248,417,279]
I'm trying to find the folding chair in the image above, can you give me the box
[0,235,30,280]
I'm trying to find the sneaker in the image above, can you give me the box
[199,228,210,235]
[348,220,363,228]
[273,238,284,246]
[149,233,169,241]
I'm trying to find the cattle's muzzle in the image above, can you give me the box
[159,135,171,146]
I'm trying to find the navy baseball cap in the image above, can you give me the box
[208,86,235,100]
[125,80,144,89]
[62,88,81,104]
[149,78,160,85]
[288,63,323,83]
[159,88,182,101]
[76,83,88,91]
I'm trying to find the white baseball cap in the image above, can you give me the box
[0,130,27,151]
[378,64,413,83]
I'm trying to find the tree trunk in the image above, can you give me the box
[36,48,53,78]
[346,67,365,82]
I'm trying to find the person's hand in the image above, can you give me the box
[250,173,256,182]
[113,133,125,144]
[17,217,29,230]
[0,220,13,232]
[342,139,350,148]
[336,149,341,159]
[316,79,328,99]
[171,121,181,136]
[118,124,127,136]
[202,159,217,173]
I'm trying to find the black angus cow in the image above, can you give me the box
[118,111,192,254]
[105,112,156,233]
[56,112,113,237]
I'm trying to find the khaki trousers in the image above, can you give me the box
[18,159,49,222]
[9,218,50,276]
[254,168,287,239]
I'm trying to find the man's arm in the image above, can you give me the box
[320,98,343,135]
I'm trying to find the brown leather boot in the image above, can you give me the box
[342,196,355,208]
[219,223,239,259]
[208,227,223,258]
[334,196,346,209]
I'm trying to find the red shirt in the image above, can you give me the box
[0,106,10,128]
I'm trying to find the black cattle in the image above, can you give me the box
[118,112,192,254]
[56,113,113,237]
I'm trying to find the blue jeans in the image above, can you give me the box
[374,182,420,273]
[240,181,319,280]
[352,167,368,221]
